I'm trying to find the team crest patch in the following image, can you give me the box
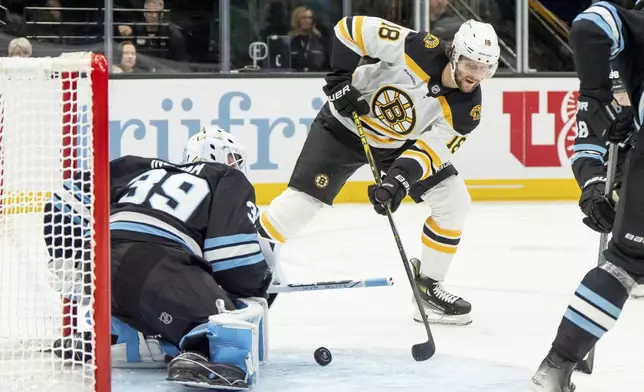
[470,105,481,121]
[315,174,329,189]
[371,86,416,135]
[423,33,439,49]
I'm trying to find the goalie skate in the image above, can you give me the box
[167,352,249,390]
[410,258,472,326]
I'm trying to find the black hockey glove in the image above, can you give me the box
[579,176,616,233]
[368,168,411,215]
[577,93,633,144]
[323,80,370,118]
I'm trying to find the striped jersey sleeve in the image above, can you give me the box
[573,2,624,60]
[202,169,270,298]
[326,16,411,87]
[570,2,624,94]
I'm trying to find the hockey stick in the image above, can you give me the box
[267,277,394,293]
[575,142,618,375]
[351,111,436,362]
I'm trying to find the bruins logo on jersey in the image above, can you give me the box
[470,105,481,121]
[423,33,439,49]
[372,86,416,135]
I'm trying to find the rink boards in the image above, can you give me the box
[108,77,583,204]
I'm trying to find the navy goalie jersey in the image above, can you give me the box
[44,155,270,299]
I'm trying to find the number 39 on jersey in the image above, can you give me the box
[119,168,210,222]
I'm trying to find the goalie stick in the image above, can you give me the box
[267,277,394,293]
[575,142,618,375]
[351,111,436,362]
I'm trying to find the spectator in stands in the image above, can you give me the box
[33,0,68,44]
[260,1,289,41]
[7,37,32,57]
[289,6,328,72]
[116,0,188,62]
[113,41,137,73]
[429,0,461,42]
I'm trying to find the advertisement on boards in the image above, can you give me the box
[109,77,583,203]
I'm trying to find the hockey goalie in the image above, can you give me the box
[43,126,279,390]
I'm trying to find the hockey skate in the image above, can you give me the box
[410,258,472,326]
[531,349,576,392]
[630,284,644,299]
[167,352,249,390]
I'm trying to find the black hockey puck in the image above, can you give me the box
[314,347,332,366]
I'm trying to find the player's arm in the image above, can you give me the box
[325,16,411,87]
[203,169,271,299]
[368,92,481,214]
[571,2,631,143]
[570,124,608,189]
[324,16,411,117]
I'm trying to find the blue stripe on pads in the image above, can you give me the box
[110,221,194,255]
[204,233,258,249]
[211,252,265,272]
[576,284,621,319]
[564,308,605,339]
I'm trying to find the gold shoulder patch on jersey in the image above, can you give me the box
[470,104,481,121]
[372,86,416,135]
[423,33,440,49]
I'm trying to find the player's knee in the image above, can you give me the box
[179,297,269,388]
[421,175,471,226]
[259,187,325,243]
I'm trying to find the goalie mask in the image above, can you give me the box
[182,127,248,174]
[450,20,500,93]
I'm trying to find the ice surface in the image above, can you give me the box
[13,202,644,391]
[113,202,644,391]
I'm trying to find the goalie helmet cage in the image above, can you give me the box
[0,53,110,391]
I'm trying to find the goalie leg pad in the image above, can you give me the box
[177,297,268,389]
[111,316,179,368]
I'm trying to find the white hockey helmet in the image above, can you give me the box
[182,126,248,174]
[450,20,500,92]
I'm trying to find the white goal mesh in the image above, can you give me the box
[0,53,109,392]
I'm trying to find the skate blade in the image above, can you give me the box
[413,309,472,326]
[168,379,248,390]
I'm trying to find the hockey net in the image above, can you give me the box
[0,53,110,391]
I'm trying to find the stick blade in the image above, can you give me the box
[411,341,436,361]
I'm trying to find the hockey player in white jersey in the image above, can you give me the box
[257,17,500,325]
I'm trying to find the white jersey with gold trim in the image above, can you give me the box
[326,16,482,182]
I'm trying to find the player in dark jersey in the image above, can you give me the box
[44,127,273,390]
[531,2,644,391]
[257,17,500,326]
[571,68,632,235]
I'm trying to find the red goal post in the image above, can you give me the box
[0,52,110,392]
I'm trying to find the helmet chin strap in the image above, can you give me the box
[450,58,458,86]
